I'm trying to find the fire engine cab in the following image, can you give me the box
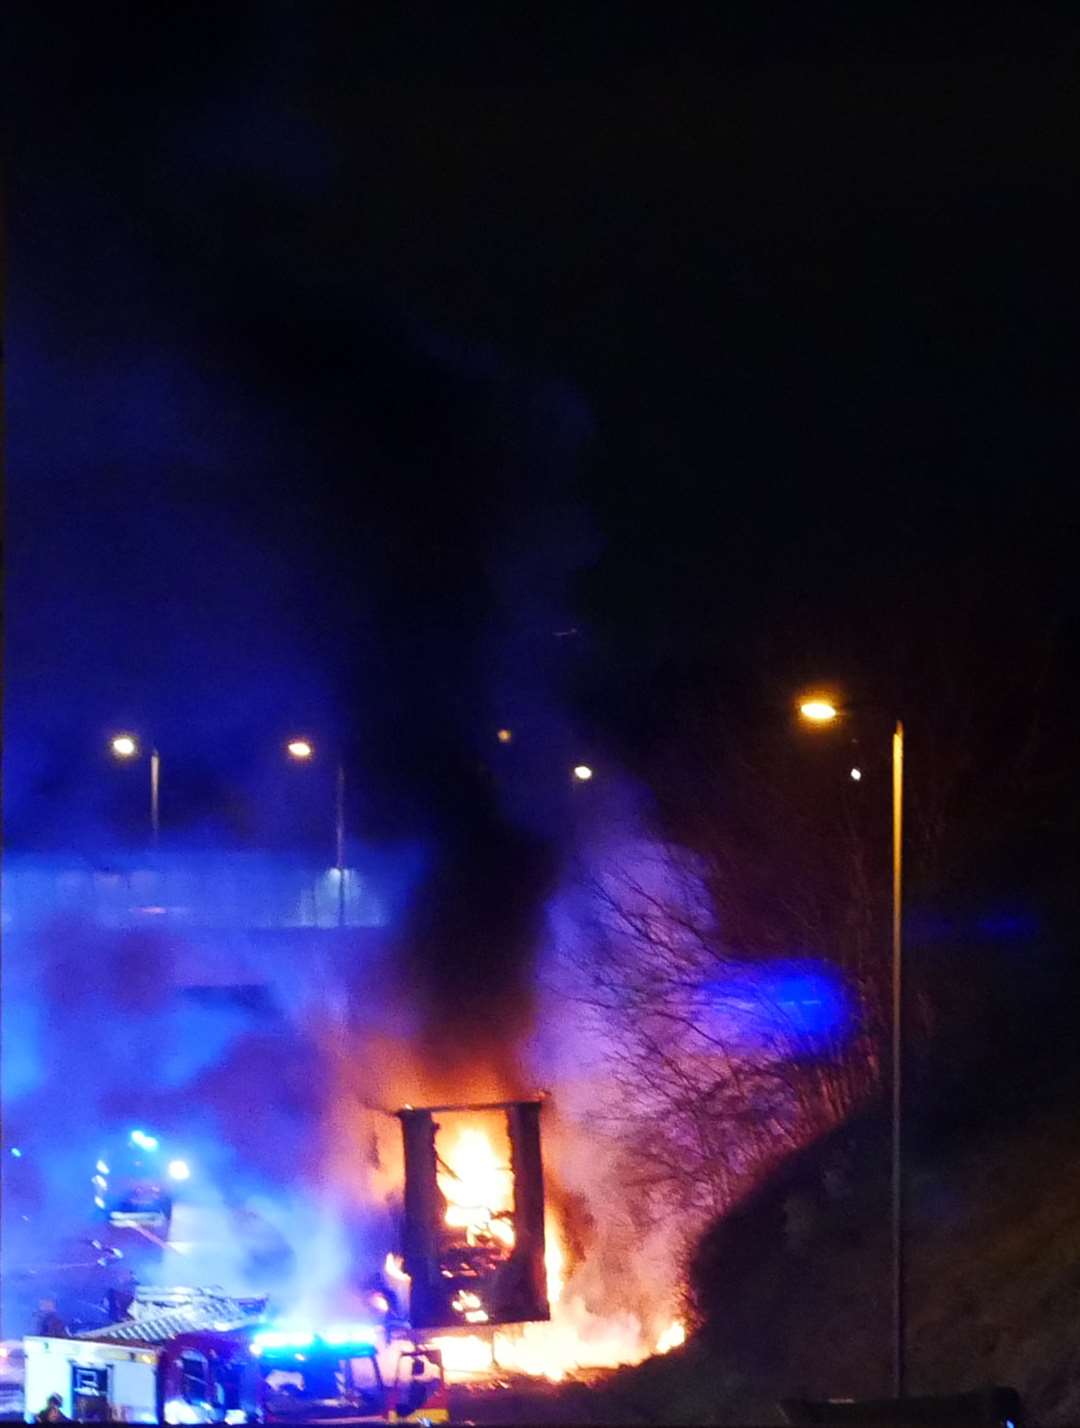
[251,1329,448,1424]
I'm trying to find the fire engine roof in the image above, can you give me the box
[75,1308,251,1345]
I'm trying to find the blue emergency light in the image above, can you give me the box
[251,1326,377,1357]
[252,1330,314,1353]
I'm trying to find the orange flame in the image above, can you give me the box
[421,1120,682,1383]
[544,1212,565,1308]
[656,1321,686,1354]
[438,1125,515,1249]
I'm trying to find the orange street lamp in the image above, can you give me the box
[798,694,906,1399]
[798,697,839,723]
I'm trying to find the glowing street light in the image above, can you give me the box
[798,698,839,723]
[110,734,161,843]
[287,737,347,927]
[496,728,513,744]
[798,692,906,1399]
[572,764,594,782]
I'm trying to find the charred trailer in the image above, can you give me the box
[398,1100,549,1331]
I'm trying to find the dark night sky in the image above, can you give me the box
[5,4,1079,1019]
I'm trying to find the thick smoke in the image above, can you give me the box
[0,850,428,1328]
[4,6,664,1358]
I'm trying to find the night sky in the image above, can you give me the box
[5,5,1079,1039]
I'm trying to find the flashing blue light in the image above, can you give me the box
[130,1130,159,1151]
[771,971,848,1038]
[252,1326,377,1356]
[702,960,850,1048]
[9,1147,22,1158]
[978,910,1037,941]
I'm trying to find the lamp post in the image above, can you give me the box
[110,735,161,845]
[287,739,346,928]
[798,696,906,1399]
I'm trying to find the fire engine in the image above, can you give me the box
[93,1130,189,1234]
[251,1329,447,1424]
[22,1293,447,1424]
[23,1327,256,1424]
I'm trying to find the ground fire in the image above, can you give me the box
[395,1100,685,1385]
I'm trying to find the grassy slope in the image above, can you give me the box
[569,1068,1080,1425]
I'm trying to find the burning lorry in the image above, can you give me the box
[398,1099,549,1333]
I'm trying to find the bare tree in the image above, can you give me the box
[552,832,880,1230]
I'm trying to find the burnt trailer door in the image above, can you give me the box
[398,1100,550,1331]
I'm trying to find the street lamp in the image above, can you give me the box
[287,738,346,927]
[572,764,594,782]
[798,694,906,1399]
[109,734,161,844]
[798,698,839,723]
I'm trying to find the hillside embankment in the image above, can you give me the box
[564,1044,1080,1425]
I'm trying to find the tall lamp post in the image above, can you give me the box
[110,734,161,845]
[287,739,346,928]
[799,696,906,1400]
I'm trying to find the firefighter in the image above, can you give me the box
[106,1270,138,1322]
[365,1269,401,1320]
[36,1299,66,1337]
[36,1393,68,1422]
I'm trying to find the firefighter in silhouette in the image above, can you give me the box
[36,1300,66,1337]
[364,1269,401,1321]
[106,1270,138,1323]
[36,1393,68,1422]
